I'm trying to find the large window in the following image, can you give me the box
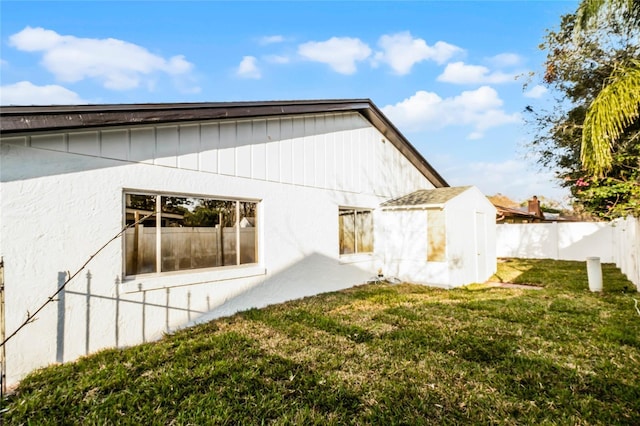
[339,208,373,255]
[124,192,258,276]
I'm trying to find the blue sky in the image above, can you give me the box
[0,1,579,204]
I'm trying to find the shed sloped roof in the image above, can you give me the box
[381,186,472,208]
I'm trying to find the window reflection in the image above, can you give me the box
[125,194,157,275]
[356,210,373,253]
[239,201,257,264]
[124,192,258,276]
[339,208,373,255]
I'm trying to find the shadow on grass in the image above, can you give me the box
[6,260,640,425]
[8,331,362,424]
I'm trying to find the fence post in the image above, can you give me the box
[0,257,5,398]
[554,221,560,260]
[631,218,637,288]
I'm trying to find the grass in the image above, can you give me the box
[4,258,640,425]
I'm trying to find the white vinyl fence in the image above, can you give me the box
[496,216,639,289]
[611,216,639,289]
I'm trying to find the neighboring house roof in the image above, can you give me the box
[493,204,579,222]
[381,186,472,208]
[494,204,542,222]
[0,99,448,188]
[487,194,519,209]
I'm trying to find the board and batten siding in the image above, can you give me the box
[2,112,430,198]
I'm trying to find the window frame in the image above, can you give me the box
[122,190,259,278]
[338,207,374,257]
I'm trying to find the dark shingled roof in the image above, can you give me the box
[381,186,472,208]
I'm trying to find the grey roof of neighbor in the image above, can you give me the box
[381,186,472,208]
[0,99,448,188]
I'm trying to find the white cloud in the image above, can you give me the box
[0,81,87,105]
[487,53,523,67]
[298,37,371,74]
[265,54,290,64]
[382,86,521,139]
[373,32,463,74]
[259,35,285,45]
[174,78,202,94]
[524,84,548,99]
[437,61,516,84]
[236,56,261,79]
[9,27,62,51]
[443,159,570,204]
[453,86,503,111]
[8,26,196,91]
[467,131,484,140]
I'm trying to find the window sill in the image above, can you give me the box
[120,264,266,294]
[339,253,375,264]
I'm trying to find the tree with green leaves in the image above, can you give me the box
[575,0,640,177]
[527,0,639,219]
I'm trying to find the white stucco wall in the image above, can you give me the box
[0,111,436,385]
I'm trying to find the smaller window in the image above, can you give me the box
[339,208,373,255]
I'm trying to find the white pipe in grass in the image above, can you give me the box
[586,257,603,292]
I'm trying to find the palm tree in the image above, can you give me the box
[575,0,639,30]
[574,0,640,176]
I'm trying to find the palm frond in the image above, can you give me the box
[575,0,639,31]
[576,0,607,30]
[581,60,640,176]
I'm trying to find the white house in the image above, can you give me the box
[0,99,495,386]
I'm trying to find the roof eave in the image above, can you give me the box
[0,99,371,133]
[0,99,448,188]
[358,102,448,188]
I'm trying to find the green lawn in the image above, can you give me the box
[4,259,640,425]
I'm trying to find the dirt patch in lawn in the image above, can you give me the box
[486,282,544,290]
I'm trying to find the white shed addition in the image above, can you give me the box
[379,186,497,287]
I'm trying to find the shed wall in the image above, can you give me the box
[445,188,497,286]
[377,209,451,286]
[378,187,496,287]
